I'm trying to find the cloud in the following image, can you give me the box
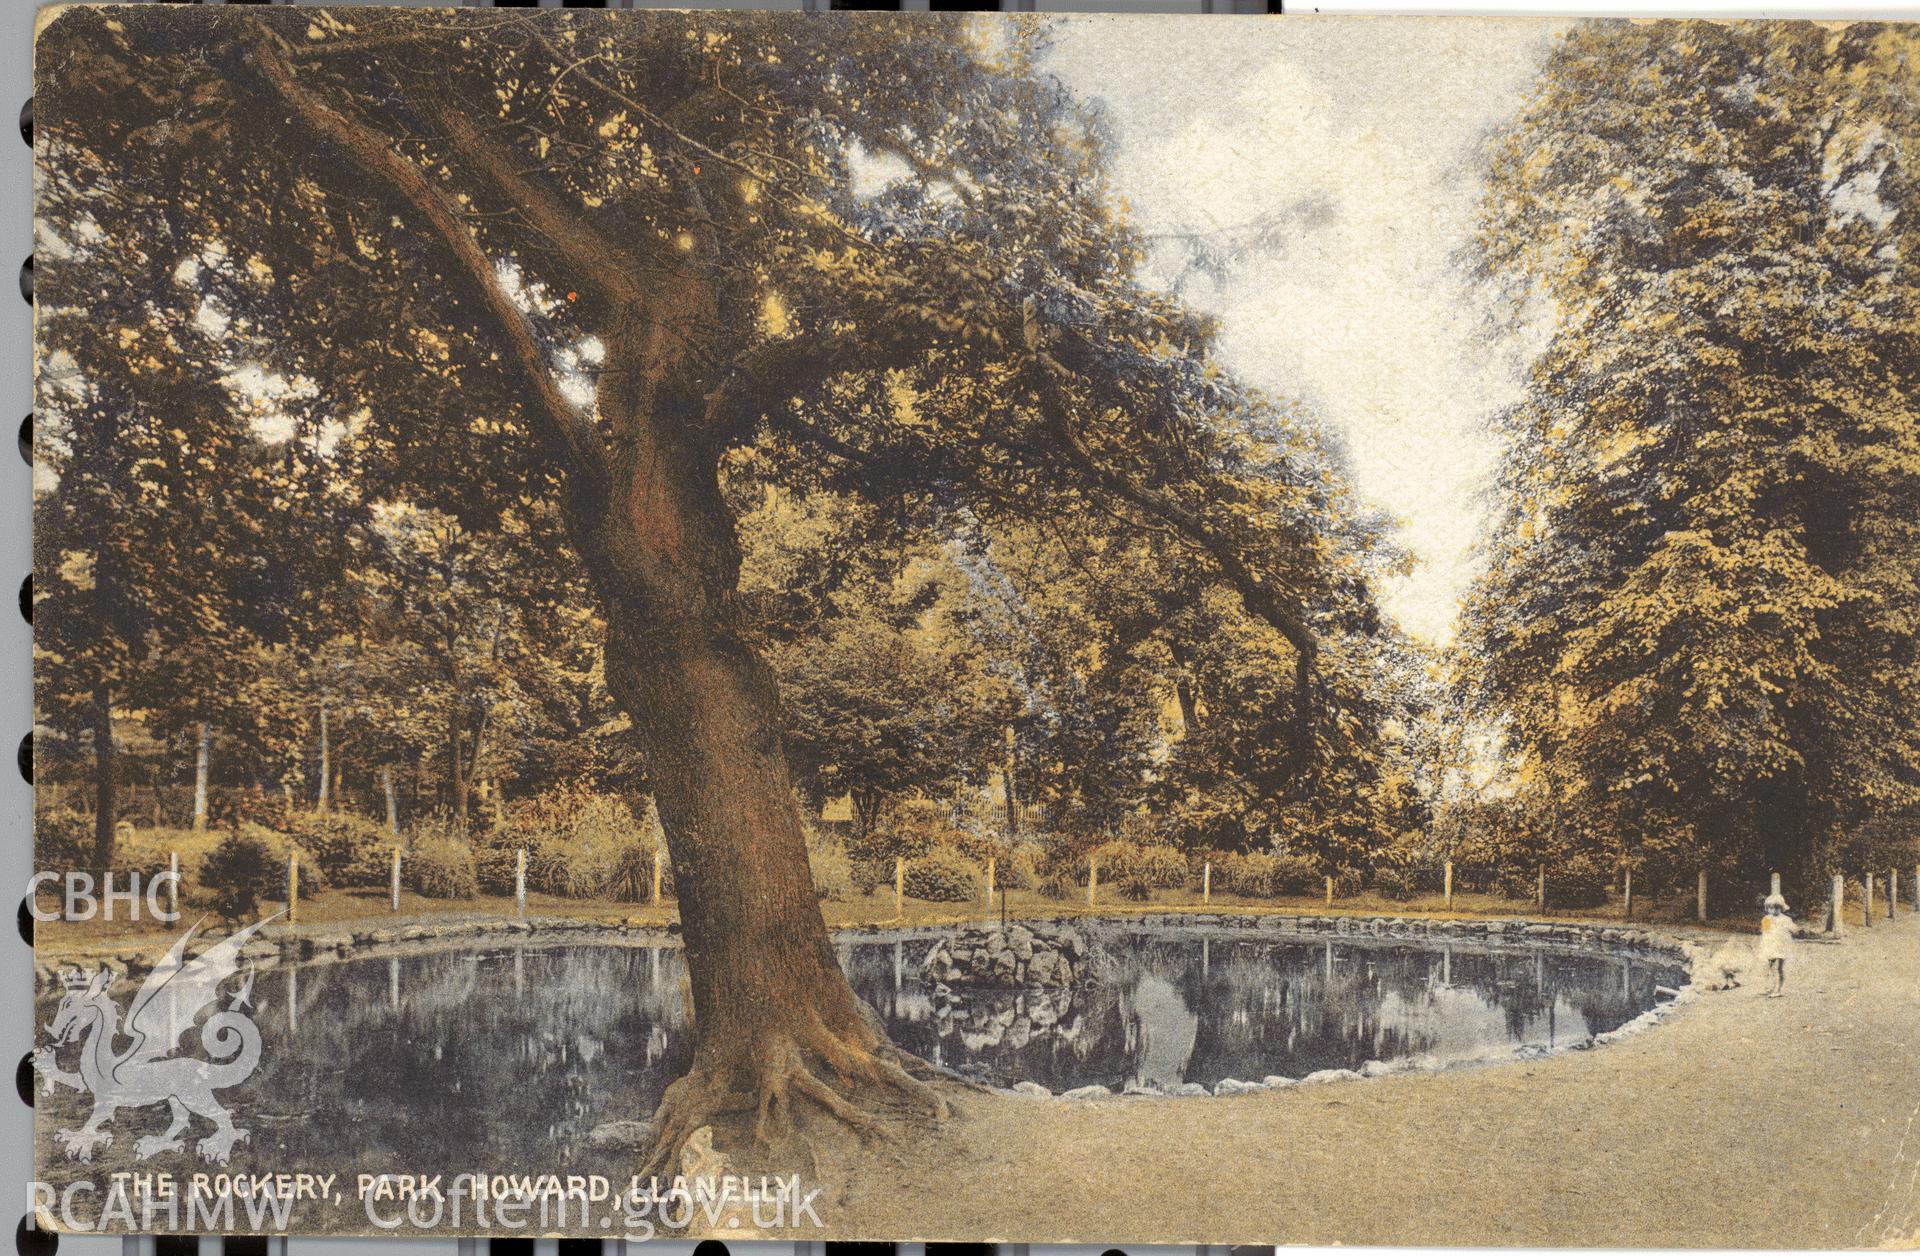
[1046,17,1560,642]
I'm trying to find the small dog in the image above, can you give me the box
[1698,941,1750,991]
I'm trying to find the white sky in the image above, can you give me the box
[1046,17,1564,643]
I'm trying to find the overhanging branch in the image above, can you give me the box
[251,32,612,509]
[1029,346,1320,734]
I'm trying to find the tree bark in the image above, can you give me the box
[192,722,211,833]
[89,683,116,879]
[577,326,945,1165]
[381,765,399,836]
[317,702,331,814]
[851,788,881,847]
[1174,678,1200,736]
[448,719,468,836]
[1004,725,1021,837]
[603,612,939,1167]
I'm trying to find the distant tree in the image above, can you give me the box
[32,168,348,869]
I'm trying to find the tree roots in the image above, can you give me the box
[640,1014,951,1182]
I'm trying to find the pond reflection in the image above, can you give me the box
[854,931,1683,1092]
[32,927,1683,1191]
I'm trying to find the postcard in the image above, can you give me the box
[28,6,1920,1246]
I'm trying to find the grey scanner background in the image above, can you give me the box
[1,3,1239,1256]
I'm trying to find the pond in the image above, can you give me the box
[33,924,1686,1190]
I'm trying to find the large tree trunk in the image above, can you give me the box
[575,376,946,1168]
[89,683,116,879]
[603,613,942,1169]
[192,722,211,833]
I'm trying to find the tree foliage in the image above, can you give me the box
[1465,20,1920,891]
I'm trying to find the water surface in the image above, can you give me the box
[33,925,1684,1188]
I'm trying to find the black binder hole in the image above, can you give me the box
[15,1215,55,1256]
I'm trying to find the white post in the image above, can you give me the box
[985,856,995,907]
[1891,868,1900,918]
[1831,874,1846,935]
[287,853,299,926]
[1444,860,1454,910]
[1771,871,1782,897]
[1697,869,1708,923]
[390,847,401,912]
[1325,874,1334,906]
[169,850,179,920]
[515,847,526,918]
[1863,874,1874,929]
[1202,861,1212,906]
[1537,865,1546,911]
[894,856,905,913]
[1623,865,1633,920]
[1087,856,1098,907]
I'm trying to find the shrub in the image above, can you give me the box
[1037,869,1078,901]
[847,800,954,868]
[845,804,981,896]
[1371,864,1419,902]
[1138,845,1190,889]
[900,847,982,903]
[1088,840,1185,891]
[471,821,521,897]
[118,827,230,902]
[1546,851,1613,909]
[1268,851,1324,895]
[1002,843,1045,891]
[284,812,393,889]
[499,787,663,901]
[1116,872,1155,901]
[407,836,478,899]
[33,809,93,875]
[1212,850,1323,899]
[849,856,890,896]
[199,830,280,923]
[226,789,295,830]
[33,812,193,885]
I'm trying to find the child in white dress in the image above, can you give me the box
[1756,893,1799,997]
